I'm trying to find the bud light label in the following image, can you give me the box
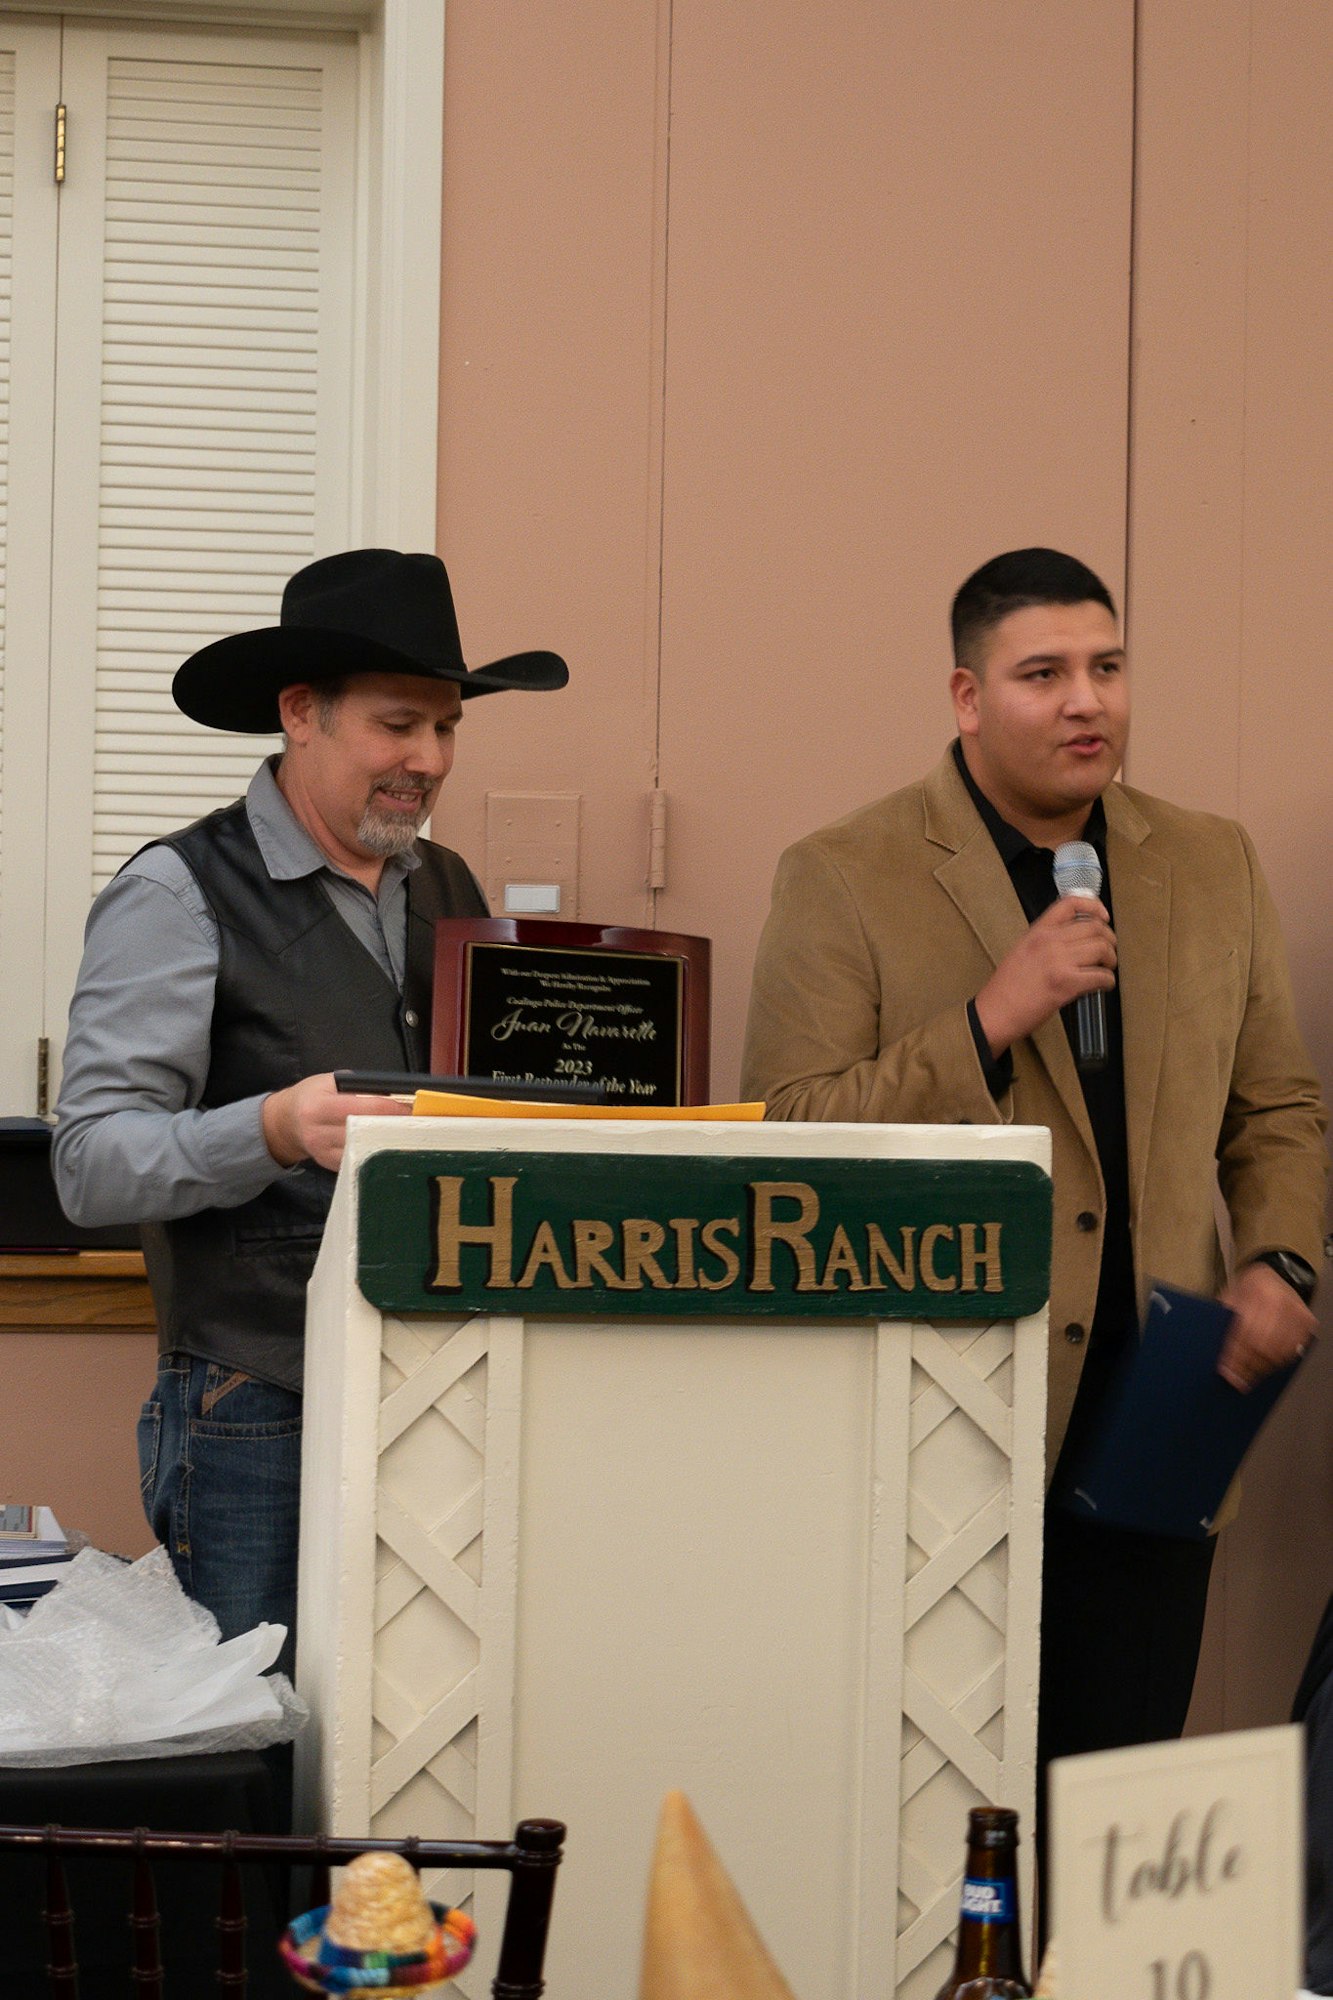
[960,1876,1015,1922]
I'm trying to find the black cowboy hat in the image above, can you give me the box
[172,548,569,733]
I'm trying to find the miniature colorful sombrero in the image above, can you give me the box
[280,1851,476,1996]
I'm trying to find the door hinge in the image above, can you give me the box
[37,1037,51,1117]
[54,102,66,185]
[648,789,667,892]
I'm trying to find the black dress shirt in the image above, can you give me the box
[951,741,1136,1473]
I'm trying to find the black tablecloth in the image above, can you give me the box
[0,1750,293,1998]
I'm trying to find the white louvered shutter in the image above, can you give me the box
[0,53,10,894]
[43,22,357,1074]
[0,52,13,1011]
[0,22,61,1114]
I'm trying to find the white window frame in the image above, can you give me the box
[17,0,444,552]
[0,0,444,1113]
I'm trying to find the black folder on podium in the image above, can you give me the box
[1060,1281,1303,1539]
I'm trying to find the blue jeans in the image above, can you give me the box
[137,1352,303,1681]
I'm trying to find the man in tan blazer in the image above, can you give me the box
[742,547,1327,1788]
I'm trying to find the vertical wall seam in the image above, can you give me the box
[647,0,674,922]
[40,17,66,1076]
[1122,0,1141,690]
[1120,0,1144,792]
[1234,0,1255,819]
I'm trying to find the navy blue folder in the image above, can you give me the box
[1060,1281,1302,1538]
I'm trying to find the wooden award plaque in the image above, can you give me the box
[431,919,711,1106]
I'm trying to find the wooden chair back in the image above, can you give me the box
[0,1814,564,1998]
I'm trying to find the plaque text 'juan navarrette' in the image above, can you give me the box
[357,1152,1052,1319]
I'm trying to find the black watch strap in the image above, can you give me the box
[1254,1249,1317,1306]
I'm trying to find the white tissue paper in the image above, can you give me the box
[0,1546,307,1766]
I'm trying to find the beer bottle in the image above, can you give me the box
[934,1806,1033,2000]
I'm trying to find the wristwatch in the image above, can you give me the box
[1254,1248,1317,1306]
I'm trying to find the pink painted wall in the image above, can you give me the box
[433,1,665,935]
[3,1333,157,1557]
[1128,0,1333,1730]
[652,0,1133,1093]
[436,0,1135,1096]
[434,0,1333,1729]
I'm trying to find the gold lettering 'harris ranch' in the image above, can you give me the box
[431,1176,1004,1297]
[356,1152,1052,1321]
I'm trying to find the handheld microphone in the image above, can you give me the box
[1052,840,1109,1072]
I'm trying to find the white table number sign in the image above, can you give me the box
[1051,1725,1303,2000]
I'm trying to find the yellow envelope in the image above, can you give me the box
[412,1093,765,1122]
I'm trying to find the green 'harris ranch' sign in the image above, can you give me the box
[357,1151,1052,1320]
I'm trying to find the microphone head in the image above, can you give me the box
[1052,840,1102,897]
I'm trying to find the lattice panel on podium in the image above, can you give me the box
[329,1284,1040,2000]
[895,1318,1021,2000]
[370,1311,490,1997]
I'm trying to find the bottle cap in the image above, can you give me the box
[965,1806,1020,1847]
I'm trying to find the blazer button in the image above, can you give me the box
[404,1008,419,1028]
[1064,1322,1086,1345]
[1076,1211,1098,1232]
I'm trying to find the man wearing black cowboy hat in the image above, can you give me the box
[54,550,567,1668]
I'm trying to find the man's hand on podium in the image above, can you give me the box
[263,1072,411,1171]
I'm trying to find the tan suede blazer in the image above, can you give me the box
[741,749,1328,1461]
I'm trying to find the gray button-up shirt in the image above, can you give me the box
[53,758,443,1229]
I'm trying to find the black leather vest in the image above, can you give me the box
[138,799,485,1391]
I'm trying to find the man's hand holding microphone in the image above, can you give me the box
[971,840,1314,1389]
[972,842,1116,1065]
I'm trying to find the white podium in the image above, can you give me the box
[295,1117,1050,2000]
